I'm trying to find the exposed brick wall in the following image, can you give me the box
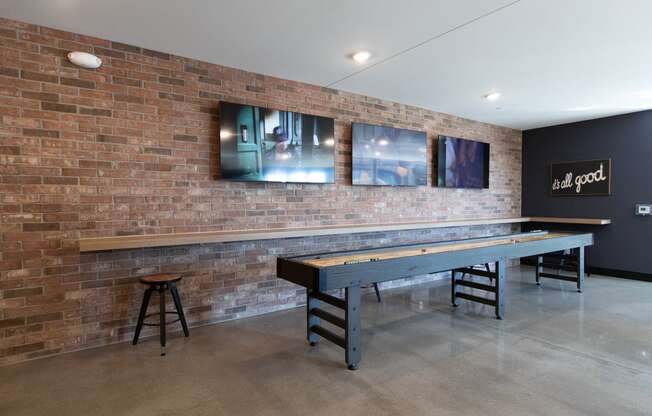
[0,17,522,365]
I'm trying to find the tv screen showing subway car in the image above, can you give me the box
[219,101,335,183]
[351,123,427,186]
[437,136,490,189]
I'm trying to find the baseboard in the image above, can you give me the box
[520,259,652,282]
[585,267,652,282]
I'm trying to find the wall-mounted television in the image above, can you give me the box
[437,136,489,189]
[352,123,427,186]
[219,101,335,183]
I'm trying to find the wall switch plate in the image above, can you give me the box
[636,204,651,216]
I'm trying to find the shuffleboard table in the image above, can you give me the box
[276,231,593,370]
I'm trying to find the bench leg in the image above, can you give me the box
[345,284,361,370]
[133,287,153,345]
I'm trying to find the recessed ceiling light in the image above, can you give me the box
[352,51,372,64]
[483,92,501,102]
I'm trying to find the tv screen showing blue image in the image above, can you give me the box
[437,136,489,189]
[219,101,335,183]
[352,123,427,186]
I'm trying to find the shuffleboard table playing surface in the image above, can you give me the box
[298,232,572,268]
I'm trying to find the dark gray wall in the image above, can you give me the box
[522,110,652,276]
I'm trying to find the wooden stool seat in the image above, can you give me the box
[139,273,182,284]
[132,273,189,355]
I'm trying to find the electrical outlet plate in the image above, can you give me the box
[636,204,651,216]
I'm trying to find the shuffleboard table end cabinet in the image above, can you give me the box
[276,231,593,370]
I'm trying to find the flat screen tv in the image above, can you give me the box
[219,101,335,183]
[351,123,427,186]
[437,136,489,189]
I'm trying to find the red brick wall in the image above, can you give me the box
[0,17,522,365]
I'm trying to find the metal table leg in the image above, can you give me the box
[451,270,458,307]
[577,246,585,293]
[535,256,543,286]
[307,290,321,346]
[495,260,506,320]
[345,284,361,370]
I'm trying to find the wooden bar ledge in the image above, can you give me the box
[79,216,610,252]
[79,217,530,252]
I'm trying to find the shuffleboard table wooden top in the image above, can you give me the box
[298,232,572,268]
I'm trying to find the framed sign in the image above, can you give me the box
[550,159,611,196]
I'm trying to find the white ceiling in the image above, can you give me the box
[2,0,651,129]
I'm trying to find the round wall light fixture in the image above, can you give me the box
[67,51,102,69]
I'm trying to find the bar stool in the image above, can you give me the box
[132,273,189,355]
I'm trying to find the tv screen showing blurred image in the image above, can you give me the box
[437,136,490,189]
[219,102,335,183]
[352,123,427,186]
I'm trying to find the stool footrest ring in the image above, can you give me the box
[143,311,181,327]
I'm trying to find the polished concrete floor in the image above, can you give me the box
[2,266,652,416]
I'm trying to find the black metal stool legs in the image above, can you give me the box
[159,285,166,355]
[132,280,189,354]
[133,287,153,345]
[170,282,189,337]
